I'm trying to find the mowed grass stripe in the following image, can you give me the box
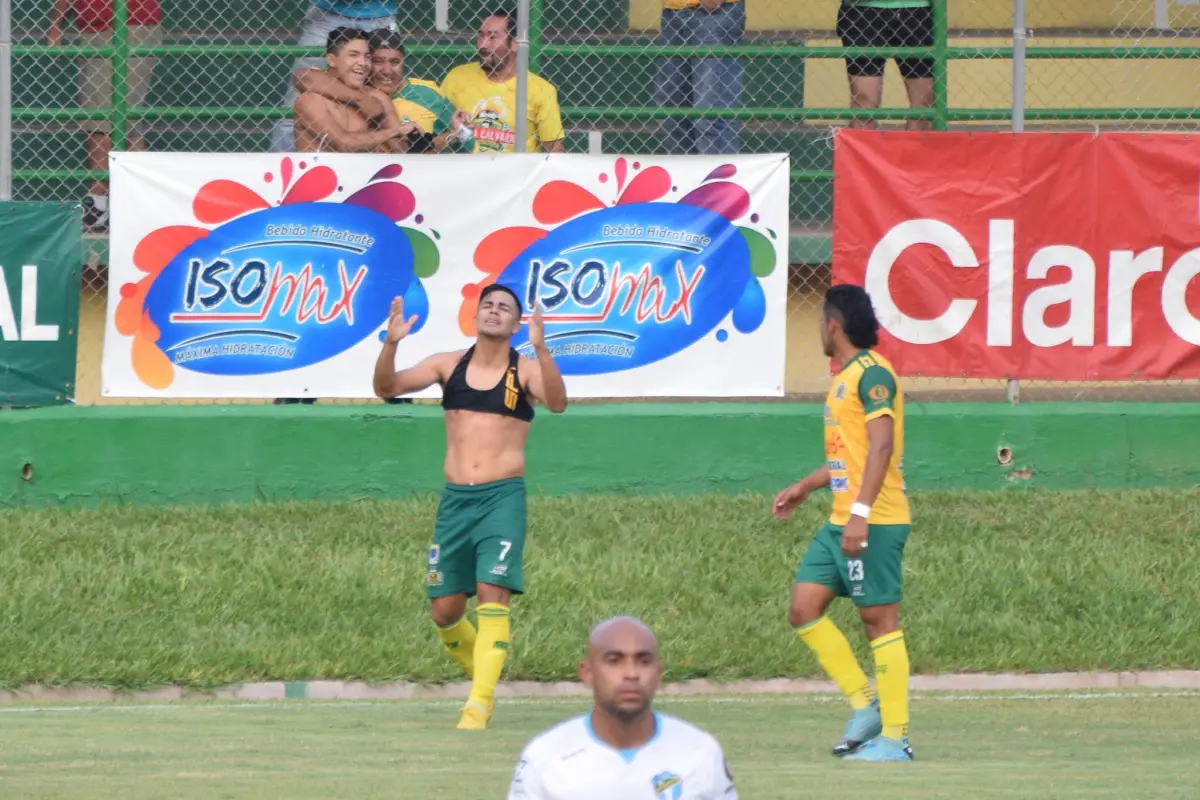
[0,694,1196,799]
[0,489,1196,689]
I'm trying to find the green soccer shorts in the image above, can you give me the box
[425,477,527,599]
[794,521,910,607]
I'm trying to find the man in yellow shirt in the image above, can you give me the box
[773,284,914,764]
[655,0,744,155]
[441,10,565,154]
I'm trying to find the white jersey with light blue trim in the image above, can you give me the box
[507,712,737,800]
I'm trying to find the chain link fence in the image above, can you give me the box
[4,0,1199,404]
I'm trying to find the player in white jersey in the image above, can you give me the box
[508,616,737,800]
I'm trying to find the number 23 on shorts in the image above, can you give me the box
[847,558,864,582]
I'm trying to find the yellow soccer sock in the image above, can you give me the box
[435,616,477,678]
[872,630,911,740]
[796,616,876,710]
[468,603,511,708]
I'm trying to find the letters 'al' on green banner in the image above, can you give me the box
[0,202,83,407]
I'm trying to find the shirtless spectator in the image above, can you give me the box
[270,0,399,153]
[292,26,412,153]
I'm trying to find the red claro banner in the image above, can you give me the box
[832,130,1200,381]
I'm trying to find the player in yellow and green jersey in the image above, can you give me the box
[773,283,914,763]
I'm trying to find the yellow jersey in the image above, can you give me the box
[439,63,565,154]
[390,78,455,136]
[824,350,910,526]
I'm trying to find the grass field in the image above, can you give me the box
[0,692,1198,798]
[1,488,1198,688]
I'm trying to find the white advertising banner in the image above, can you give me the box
[101,152,789,399]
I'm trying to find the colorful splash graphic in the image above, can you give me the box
[460,157,777,374]
[115,158,438,388]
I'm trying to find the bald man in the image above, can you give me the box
[507,617,737,800]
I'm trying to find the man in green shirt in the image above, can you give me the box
[292,28,471,153]
[837,0,933,131]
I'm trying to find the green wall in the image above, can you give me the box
[2,403,1197,509]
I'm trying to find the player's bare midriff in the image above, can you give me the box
[443,409,530,485]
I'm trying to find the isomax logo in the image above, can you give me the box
[114,159,439,389]
[460,158,777,375]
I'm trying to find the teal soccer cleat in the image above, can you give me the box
[832,698,882,757]
[842,735,914,763]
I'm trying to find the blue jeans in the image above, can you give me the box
[269,4,398,152]
[653,3,745,155]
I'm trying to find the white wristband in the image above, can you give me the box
[850,502,871,520]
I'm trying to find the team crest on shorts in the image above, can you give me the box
[652,771,683,800]
[428,545,440,566]
[427,569,443,587]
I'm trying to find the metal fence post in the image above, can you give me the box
[1007,0,1028,404]
[111,0,129,152]
[515,0,530,154]
[931,0,949,131]
[1012,0,1027,135]
[0,0,12,200]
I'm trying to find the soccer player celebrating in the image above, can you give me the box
[372,285,567,730]
[773,283,914,763]
[507,617,737,799]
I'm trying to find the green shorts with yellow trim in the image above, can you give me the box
[425,477,527,599]
[794,521,910,607]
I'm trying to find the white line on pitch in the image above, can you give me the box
[0,690,1196,715]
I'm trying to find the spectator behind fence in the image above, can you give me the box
[837,0,934,130]
[47,0,163,233]
[654,0,744,156]
[440,9,565,154]
[270,0,399,153]
[295,29,473,154]
[292,27,413,153]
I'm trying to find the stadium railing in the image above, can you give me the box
[3,0,1199,404]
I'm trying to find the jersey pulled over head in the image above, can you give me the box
[440,284,533,422]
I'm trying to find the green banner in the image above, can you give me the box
[0,202,83,407]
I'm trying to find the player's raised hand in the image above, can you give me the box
[385,296,418,344]
[772,482,809,520]
[529,303,547,350]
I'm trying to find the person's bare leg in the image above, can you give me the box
[904,76,934,131]
[86,132,109,197]
[848,75,884,130]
